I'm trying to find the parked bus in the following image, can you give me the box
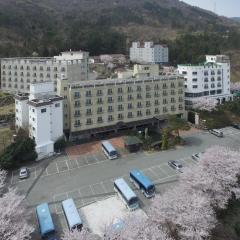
[62,198,83,231]
[101,141,118,160]
[130,169,155,198]
[209,129,224,137]
[36,203,56,240]
[114,178,139,210]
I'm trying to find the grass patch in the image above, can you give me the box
[0,128,14,153]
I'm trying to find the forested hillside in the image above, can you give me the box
[0,0,240,80]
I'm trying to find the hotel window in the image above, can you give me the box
[146,109,151,115]
[86,90,92,97]
[118,113,123,120]
[108,115,113,122]
[108,106,113,112]
[97,98,103,104]
[86,99,92,106]
[155,100,159,106]
[97,117,103,123]
[108,97,113,103]
[127,112,133,118]
[97,89,102,96]
[86,118,92,125]
[128,103,133,109]
[171,98,175,103]
[118,88,123,93]
[118,105,123,111]
[154,108,159,114]
[86,109,92,116]
[137,102,142,108]
[74,110,80,117]
[137,111,142,117]
[75,101,80,107]
[146,101,151,107]
[118,96,123,102]
[137,86,141,92]
[41,108,46,113]
[74,120,81,127]
[108,89,113,95]
[97,107,103,114]
[127,86,133,93]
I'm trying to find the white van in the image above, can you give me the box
[209,129,224,137]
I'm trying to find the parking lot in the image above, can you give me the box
[9,126,240,238]
[52,156,196,215]
[11,152,109,185]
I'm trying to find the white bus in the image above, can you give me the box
[101,141,118,160]
[62,198,83,231]
[114,178,139,211]
[209,129,224,137]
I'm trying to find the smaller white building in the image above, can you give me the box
[130,41,168,64]
[15,82,63,160]
[178,55,233,107]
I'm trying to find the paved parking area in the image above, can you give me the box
[11,152,109,185]
[51,156,196,215]
[217,126,240,136]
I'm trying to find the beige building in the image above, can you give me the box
[1,51,89,93]
[57,75,185,140]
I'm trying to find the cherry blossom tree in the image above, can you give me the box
[181,146,240,209]
[231,82,240,92]
[192,97,218,112]
[104,216,173,240]
[0,169,34,240]
[61,228,98,240]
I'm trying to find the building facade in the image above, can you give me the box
[130,42,169,64]
[1,51,89,94]
[15,82,63,159]
[178,55,232,106]
[57,75,185,140]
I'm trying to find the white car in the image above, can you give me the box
[168,160,183,173]
[19,167,29,179]
[192,152,205,161]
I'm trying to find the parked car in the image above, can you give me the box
[232,123,240,130]
[209,129,223,137]
[192,152,205,161]
[168,160,183,173]
[19,167,29,179]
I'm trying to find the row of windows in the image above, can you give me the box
[193,83,222,89]
[74,97,183,108]
[73,106,183,127]
[2,65,66,72]
[73,89,184,99]
[74,99,183,116]
[185,90,223,98]
[182,70,222,75]
[2,72,59,78]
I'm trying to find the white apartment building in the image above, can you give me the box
[1,50,89,94]
[178,55,232,106]
[15,82,63,159]
[57,74,185,140]
[130,42,169,64]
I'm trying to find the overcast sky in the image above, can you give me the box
[182,0,239,17]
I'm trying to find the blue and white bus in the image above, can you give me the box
[62,198,83,231]
[36,203,56,240]
[101,141,118,160]
[114,178,139,210]
[130,169,155,198]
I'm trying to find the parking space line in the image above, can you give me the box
[100,182,107,194]
[90,185,97,201]
[65,160,70,171]
[34,167,37,179]
[75,158,80,169]
[156,165,170,177]
[148,167,159,177]
[55,162,60,173]
[45,167,49,176]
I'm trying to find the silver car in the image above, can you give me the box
[168,160,183,173]
[192,152,205,161]
[19,167,29,179]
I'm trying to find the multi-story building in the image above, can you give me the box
[1,51,89,94]
[130,42,168,64]
[57,75,185,140]
[178,55,233,107]
[15,82,63,159]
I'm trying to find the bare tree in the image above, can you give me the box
[0,169,34,240]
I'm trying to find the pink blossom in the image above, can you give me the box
[192,97,218,111]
